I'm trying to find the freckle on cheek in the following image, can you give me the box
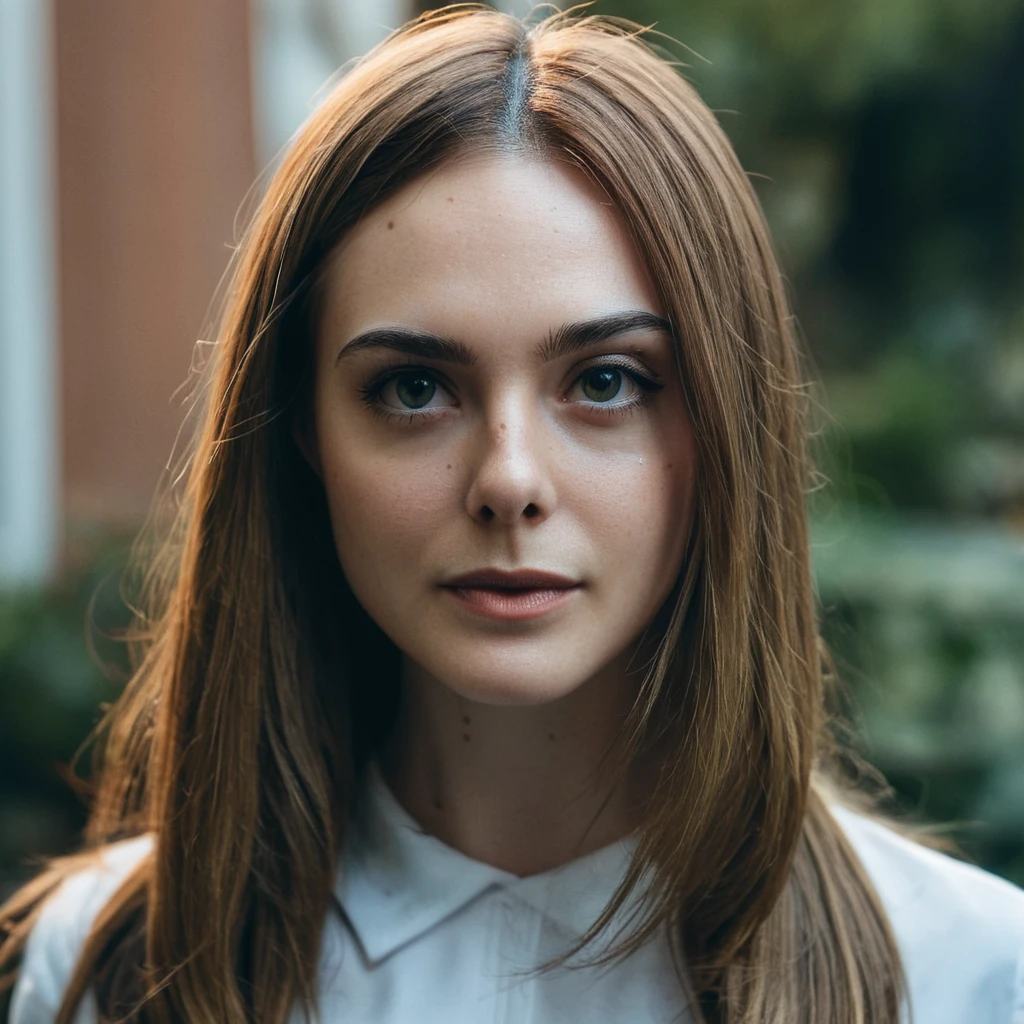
[387,220,394,229]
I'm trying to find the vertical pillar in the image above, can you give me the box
[55,0,257,539]
[0,0,59,586]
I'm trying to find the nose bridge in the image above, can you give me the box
[489,384,534,454]
[466,384,554,525]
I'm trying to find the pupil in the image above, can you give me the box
[582,368,622,402]
[396,374,435,409]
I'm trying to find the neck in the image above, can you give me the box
[377,649,653,877]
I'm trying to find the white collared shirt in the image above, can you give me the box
[10,764,1024,1023]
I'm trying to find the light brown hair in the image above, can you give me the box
[0,6,904,1022]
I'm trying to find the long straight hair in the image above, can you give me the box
[0,7,903,1022]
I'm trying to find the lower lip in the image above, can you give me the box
[442,585,580,621]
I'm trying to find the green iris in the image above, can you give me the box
[580,367,623,402]
[395,373,436,409]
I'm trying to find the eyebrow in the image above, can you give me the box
[334,310,673,366]
[537,310,673,361]
[336,328,474,366]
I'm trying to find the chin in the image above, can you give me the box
[446,676,578,708]
[420,648,594,708]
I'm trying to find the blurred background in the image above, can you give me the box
[1,0,1022,895]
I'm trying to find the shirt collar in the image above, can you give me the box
[335,762,643,965]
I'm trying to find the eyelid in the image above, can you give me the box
[565,354,665,392]
[354,368,454,431]
[359,362,459,403]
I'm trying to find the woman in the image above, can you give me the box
[2,6,1021,1023]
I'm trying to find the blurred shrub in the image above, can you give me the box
[0,540,132,891]
[815,511,1024,884]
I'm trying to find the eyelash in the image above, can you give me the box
[357,357,665,427]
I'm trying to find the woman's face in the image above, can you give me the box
[309,153,697,706]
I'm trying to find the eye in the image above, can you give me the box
[578,366,626,403]
[391,372,436,409]
[376,370,455,413]
[566,360,662,412]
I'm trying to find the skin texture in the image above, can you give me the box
[307,153,697,873]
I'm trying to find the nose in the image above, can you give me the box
[464,395,557,527]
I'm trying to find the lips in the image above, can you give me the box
[439,568,582,621]
[440,568,581,590]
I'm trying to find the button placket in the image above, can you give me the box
[493,889,545,1023]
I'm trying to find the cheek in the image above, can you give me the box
[581,428,696,597]
[319,442,454,579]
[573,416,695,521]
[654,431,699,557]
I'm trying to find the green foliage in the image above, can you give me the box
[814,512,1024,883]
[0,543,131,888]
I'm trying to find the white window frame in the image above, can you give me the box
[0,0,59,587]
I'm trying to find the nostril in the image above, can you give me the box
[479,505,496,522]
[524,503,540,519]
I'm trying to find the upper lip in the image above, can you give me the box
[441,568,582,589]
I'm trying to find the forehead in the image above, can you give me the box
[318,153,664,348]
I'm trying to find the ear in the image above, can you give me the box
[292,408,322,479]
